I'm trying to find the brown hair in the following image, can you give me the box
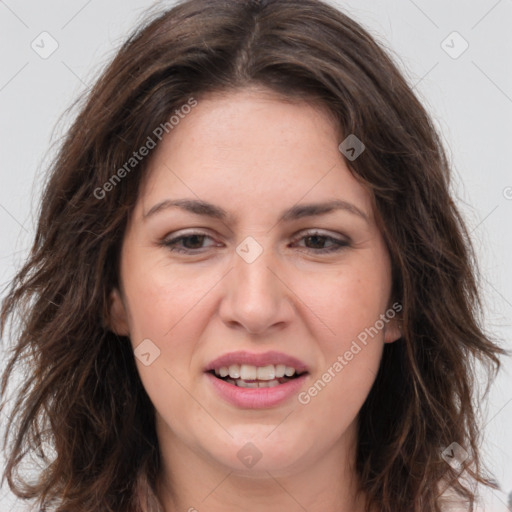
[1,0,506,511]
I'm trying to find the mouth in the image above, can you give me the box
[204,351,310,407]
[207,363,308,388]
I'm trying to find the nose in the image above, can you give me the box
[218,238,295,335]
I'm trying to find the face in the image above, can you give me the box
[110,88,401,478]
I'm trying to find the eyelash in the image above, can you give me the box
[160,230,350,254]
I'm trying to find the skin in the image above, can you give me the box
[109,87,401,512]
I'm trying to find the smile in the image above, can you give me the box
[204,351,310,408]
[210,364,305,388]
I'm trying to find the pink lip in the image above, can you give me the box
[204,350,309,373]
[204,350,309,409]
[205,372,308,409]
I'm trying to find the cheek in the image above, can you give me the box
[121,266,208,425]
[121,255,216,341]
[118,255,210,400]
[297,276,386,435]
[292,250,391,414]
[295,258,392,348]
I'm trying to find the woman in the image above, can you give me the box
[0,0,505,511]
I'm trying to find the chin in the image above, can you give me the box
[203,430,312,475]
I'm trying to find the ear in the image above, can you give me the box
[383,314,402,344]
[108,288,130,336]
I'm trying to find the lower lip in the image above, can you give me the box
[205,372,308,409]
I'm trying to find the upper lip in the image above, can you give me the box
[205,350,309,374]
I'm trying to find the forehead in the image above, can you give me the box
[137,88,373,223]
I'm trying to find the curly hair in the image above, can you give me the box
[0,0,505,511]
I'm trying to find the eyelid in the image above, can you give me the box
[289,229,350,253]
[160,229,218,251]
[160,228,350,254]
[290,228,350,243]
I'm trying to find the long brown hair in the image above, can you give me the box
[1,1,506,511]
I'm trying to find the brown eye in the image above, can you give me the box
[291,231,350,253]
[162,232,218,253]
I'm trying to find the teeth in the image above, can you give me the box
[275,364,286,378]
[238,380,258,388]
[261,379,280,387]
[284,366,296,377]
[214,364,299,381]
[257,365,275,380]
[236,378,280,388]
[228,364,240,379]
[240,364,257,380]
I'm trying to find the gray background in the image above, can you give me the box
[0,0,511,510]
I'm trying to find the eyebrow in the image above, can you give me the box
[144,198,369,224]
